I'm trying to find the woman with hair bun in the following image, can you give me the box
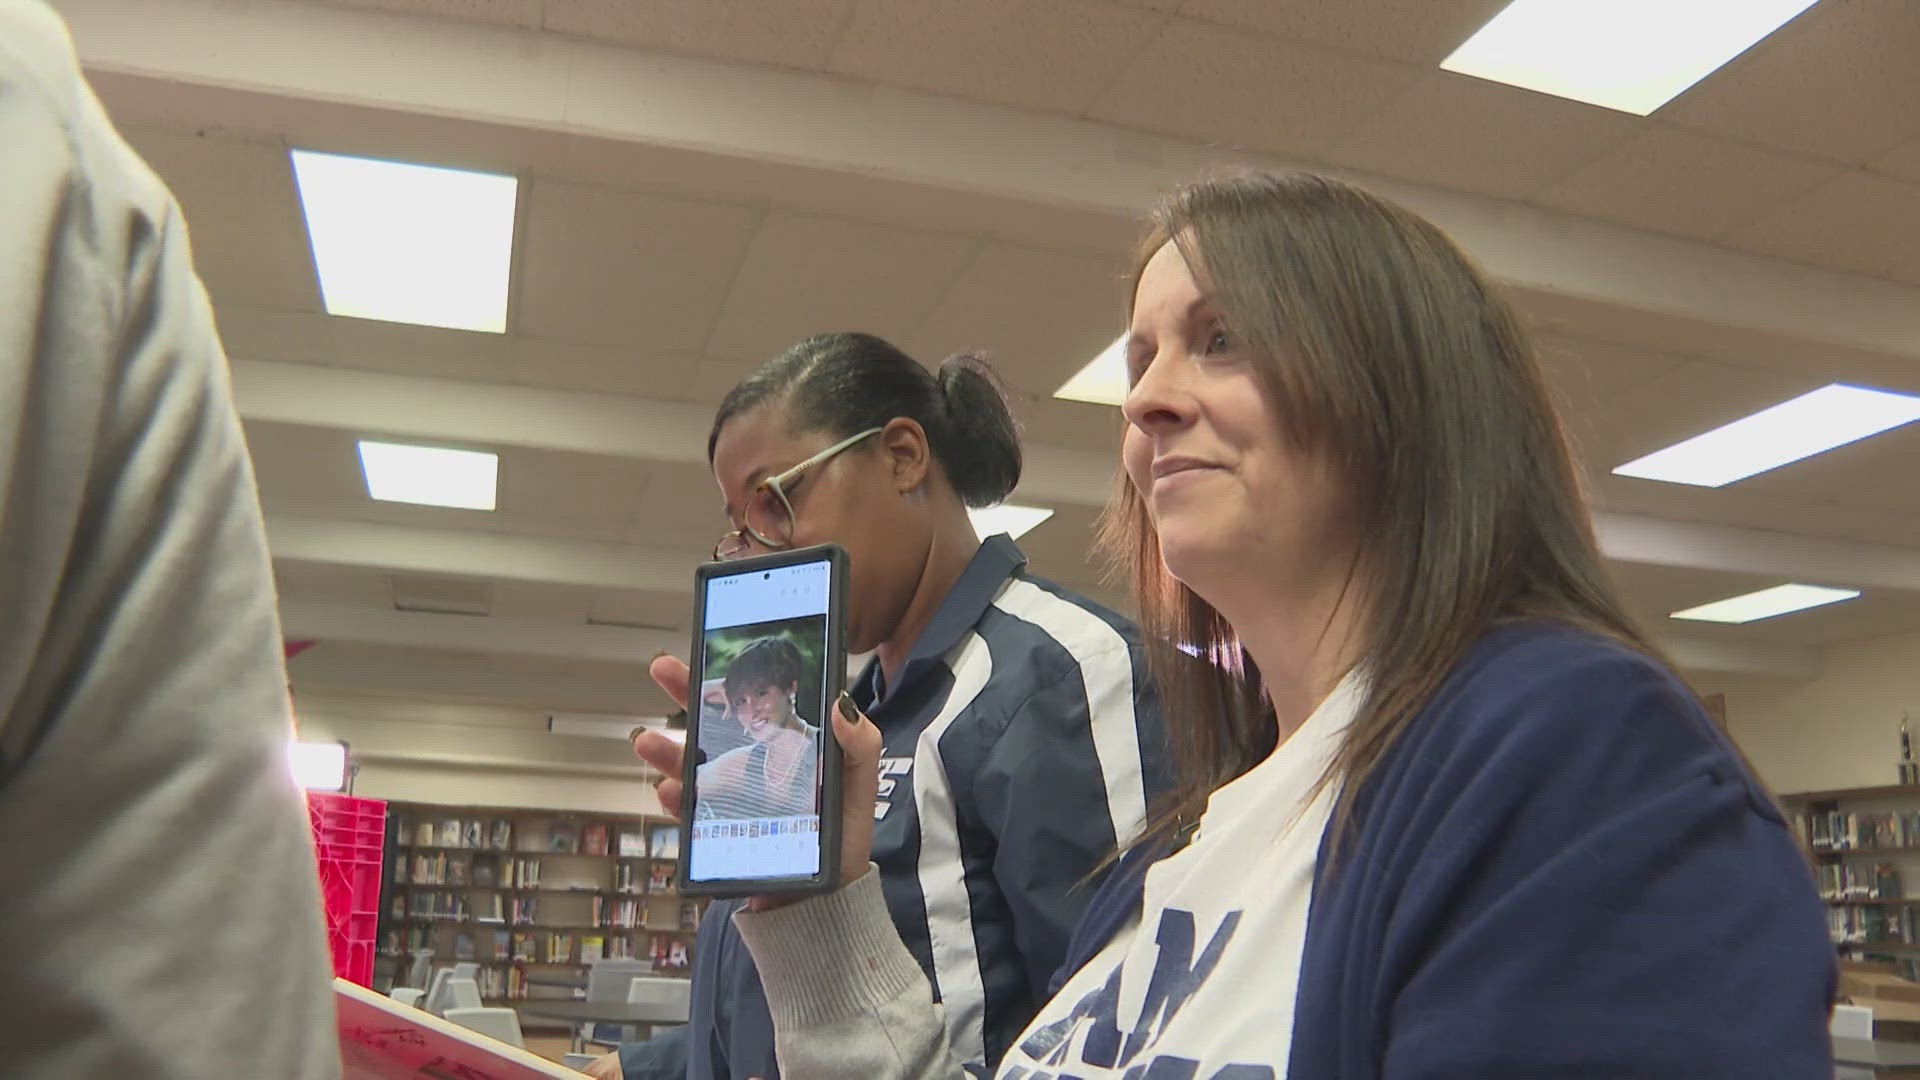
[601,332,1169,1080]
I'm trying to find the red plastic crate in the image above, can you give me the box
[307,791,387,987]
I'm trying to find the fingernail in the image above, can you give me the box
[836,690,865,724]
[649,649,670,662]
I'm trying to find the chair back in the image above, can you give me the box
[446,976,484,1011]
[586,957,650,1002]
[444,1006,525,1049]
[627,976,693,1022]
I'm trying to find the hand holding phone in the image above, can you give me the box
[631,677,879,911]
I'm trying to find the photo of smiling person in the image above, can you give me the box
[694,629,823,822]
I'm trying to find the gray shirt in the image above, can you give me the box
[0,3,341,1075]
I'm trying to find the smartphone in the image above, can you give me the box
[677,544,846,899]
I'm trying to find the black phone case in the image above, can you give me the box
[676,544,846,899]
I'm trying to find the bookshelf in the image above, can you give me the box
[1784,784,1920,977]
[374,801,702,1007]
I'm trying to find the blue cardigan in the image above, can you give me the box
[1055,622,1836,1078]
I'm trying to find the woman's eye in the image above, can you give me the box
[1204,327,1231,354]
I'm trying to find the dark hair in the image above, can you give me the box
[707,332,1022,507]
[723,637,805,697]
[1098,171,1657,857]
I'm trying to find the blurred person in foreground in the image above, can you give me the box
[0,2,340,1076]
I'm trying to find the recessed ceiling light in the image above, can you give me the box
[1053,335,1128,407]
[1671,584,1860,624]
[358,440,498,511]
[1613,384,1920,488]
[1441,0,1818,116]
[288,740,349,792]
[969,503,1055,541]
[290,149,518,333]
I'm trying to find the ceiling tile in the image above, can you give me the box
[1179,0,1510,64]
[1535,127,1842,242]
[542,0,858,68]
[1585,359,1816,473]
[704,212,979,362]
[1726,171,1920,281]
[496,448,650,528]
[322,0,542,28]
[685,357,763,406]
[588,591,688,631]
[1325,72,1641,201]
[1533,334,1691,431]
[907,242,1125,398]
[215,307,342,366]
[1658,0,1920,165]
[1086,19,1423,158]
[827,0,1165,114]
[488,580,595,622]
[1871,138,1920,184]
[272,563,395,606]
[511,339,699,398]
[518,179,762,352]
[327,318,520,382]
[122,129,322,314]
[622,464,729,550]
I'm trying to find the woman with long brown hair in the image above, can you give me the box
[634,172,1835,1078]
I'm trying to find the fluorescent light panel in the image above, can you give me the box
[1053,335,1128,407]
[1671,584,1860,624]
[1613,384,1920,488]
[1441,0,1818,116]
[290,149,518,333]
[970,503,1055,541]
[289,741,349,792]
[358,440,498,511]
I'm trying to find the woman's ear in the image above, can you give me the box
[878,417,933,494]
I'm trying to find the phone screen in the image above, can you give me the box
[684,556,832,885]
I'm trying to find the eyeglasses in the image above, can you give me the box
[714,426,884,561]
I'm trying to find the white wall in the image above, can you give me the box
[1696,629,1920,796]
[292,688,667,816]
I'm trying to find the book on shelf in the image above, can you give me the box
[439,819,463,847]
[463,820,485,849]
[414,822,435,847]
[447,853,470,886]
[549,824,579,854]
[616,862,642,894]
[477,893,505,924]
[618,830,648,858]
[606,934,638,960]
[648,862,675,892]
[472,853,501,888]
[508,857,542,890]
[489,817,514,851]
[511,932,537,962]
[491,930,512,960]
[543,931,574,964]
[392,853,409,885]
[454,932,476,961]
[583,823,610,856]
[649,824,679,861]
[680,901,701,931]
[1804,808,1920,852]
[580,934,606,961]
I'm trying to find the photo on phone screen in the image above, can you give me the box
[684,553,838,890]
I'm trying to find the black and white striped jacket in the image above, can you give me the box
[680,534,1171,1079]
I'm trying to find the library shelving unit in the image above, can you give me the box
[373,801,703,1012]
[1783,783,1920,978]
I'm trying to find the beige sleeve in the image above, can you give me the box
[733,869,971,1080]
[0,3,341,1077]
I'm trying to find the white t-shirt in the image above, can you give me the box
[999,670,1364,1079]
